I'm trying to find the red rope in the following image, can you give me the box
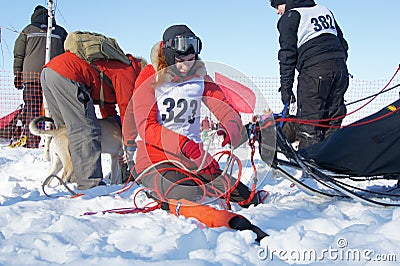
[83,146,261,216]
[273,102,400,129]
[235,137,258,207]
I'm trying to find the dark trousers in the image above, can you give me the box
[139,163,258,206]
[296,59,349,149]
[22,82,43,148]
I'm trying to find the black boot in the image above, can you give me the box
[228,216,269,243]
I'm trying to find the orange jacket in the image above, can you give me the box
[131,63,243,173]
[44,51,142,124]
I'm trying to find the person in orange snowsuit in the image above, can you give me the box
[123,25,267,242]
[131,25,259,206]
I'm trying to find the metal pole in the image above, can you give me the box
[43,0,53,160]
[45,0,53,64]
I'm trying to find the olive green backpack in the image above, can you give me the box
[64,31,131,65]
[64,31,132,107]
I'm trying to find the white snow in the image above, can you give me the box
[0,142,399,265]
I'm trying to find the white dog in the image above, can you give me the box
[29,116,123,185]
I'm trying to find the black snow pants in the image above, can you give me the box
[296,58,349,149]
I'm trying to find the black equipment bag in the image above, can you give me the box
[300,99,400,176]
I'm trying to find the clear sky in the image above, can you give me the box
[1,0,399,80]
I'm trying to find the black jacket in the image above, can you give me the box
[277,0,348,85]
[13,7,68,83]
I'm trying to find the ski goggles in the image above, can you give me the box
[163,36,201,54]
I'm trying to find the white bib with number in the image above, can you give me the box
[155,77,204,143]
[292,5,338,48]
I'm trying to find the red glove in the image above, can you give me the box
[182,140,221,176]
[217,122,241,147]
[217,126,231,147]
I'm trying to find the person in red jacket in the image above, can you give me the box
[40,51,143,190]
[128,24,259,207]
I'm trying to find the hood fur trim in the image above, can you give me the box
[151,41,207,82]
[150,42,162,68]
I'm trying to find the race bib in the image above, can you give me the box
[292,5,338,48]
[156,77,204,142]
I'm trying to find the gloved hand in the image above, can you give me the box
[217,125,231,147]
[217,122,242,147]
[120,145,136,182]
[14,73,24,90]
[278,83,295,105]
[124,146,136,170]
[182,139,221,176]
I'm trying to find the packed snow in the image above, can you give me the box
[0,137,399,266]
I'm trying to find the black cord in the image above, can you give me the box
[42,174,77,197]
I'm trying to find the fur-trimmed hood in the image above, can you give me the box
[150,42,206,83]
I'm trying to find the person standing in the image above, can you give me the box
[200,116,211,142]
[13,5,68,148]
[270,0,349,149]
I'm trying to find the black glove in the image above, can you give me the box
[120,145,137,183]
[14,73,24,90]
[278,83,295,105]
[121,161,136,183]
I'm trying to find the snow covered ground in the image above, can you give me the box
[0,141,399,265]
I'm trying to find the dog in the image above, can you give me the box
[29,116,123,185]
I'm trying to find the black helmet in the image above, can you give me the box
[162,25,202,66]
[270,0,286,8]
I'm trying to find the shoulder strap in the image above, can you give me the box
[91,63,113,109]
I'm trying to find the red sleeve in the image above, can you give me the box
[118,55,145,147]
[133,65,188,154]
[122,100,137,147]
[113,65,137,124]
[99,103,118,118]
[203,75,243,147]
[95,55,142,124]
[134,64,155,89]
